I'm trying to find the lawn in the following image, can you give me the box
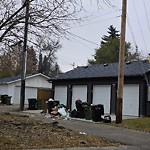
[111,117,150,132]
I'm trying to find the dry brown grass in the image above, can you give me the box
[0,112,120,149]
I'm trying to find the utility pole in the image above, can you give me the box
[20,0,30,111]
[116,0,127,124]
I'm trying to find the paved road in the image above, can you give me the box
[34,115,150,150]
[26,111,150,150]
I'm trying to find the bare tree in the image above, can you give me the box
[37,37,61,77]
[0,43,38,78]
[0,0,83,51]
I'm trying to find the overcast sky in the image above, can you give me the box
[56,0,150,72]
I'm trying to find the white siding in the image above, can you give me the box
[7,84,16,104]
[0,84,8,95]
[14,86,37,104]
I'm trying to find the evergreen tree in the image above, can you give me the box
[101,25,120,45]
[88,25,140,65]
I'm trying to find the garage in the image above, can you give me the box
[92,85,111,114]
[14,86,37,104]
[72,85,87,110]
[50,60,150,117]
[54,86,67,105]
[123,84,139,116]
[0,73,52,104]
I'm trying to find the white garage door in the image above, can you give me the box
[54,86,67,106]
[14,87,37,104]
[123,84,139,116]
[72,85,87,110]
[93,85,111,114]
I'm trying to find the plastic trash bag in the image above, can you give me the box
[58,107,67,117]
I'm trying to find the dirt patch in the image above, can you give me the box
[0,112,120,149]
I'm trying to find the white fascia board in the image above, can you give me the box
[6,73,50,84]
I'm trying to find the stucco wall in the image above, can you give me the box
[0,84,8,95]
[0,74,52,104]
[15,76,52,88]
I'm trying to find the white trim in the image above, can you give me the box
[6,73,50,84]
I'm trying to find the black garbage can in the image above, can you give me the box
[84,105,92,120]
[6,96,12,105]
[28,98,37,110]
[91,104,104,122]
[1,95,8,104]
[97,104,104,115]
[75,100,86,118]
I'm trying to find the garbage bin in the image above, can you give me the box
[91,104,104,122]
[75,100,85,118]
[28,98,37,110]
[84,105,92,120]
[1,95,8,104]
[97,104,104,115]
[5,96,12,105]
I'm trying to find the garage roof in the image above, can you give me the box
[0,73,50,84]
[51,60,150,80]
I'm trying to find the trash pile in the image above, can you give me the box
[45,98,70,120]
[28,97,111,123]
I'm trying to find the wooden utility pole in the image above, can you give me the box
[116,0,127,124]
[20,0,30,111]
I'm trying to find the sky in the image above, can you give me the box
[56,0,150,72]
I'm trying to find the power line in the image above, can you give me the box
[66,31,99,46]
[86,10,121,20]
[69,35,96,50]
[127,15,137,47]
[70,16,120,29]
[132,0,148,53]
[143,0,150,36]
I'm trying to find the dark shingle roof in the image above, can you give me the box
[52,60,150,80]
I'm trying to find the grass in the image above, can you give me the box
[0,112,120,149]
[110,117,150,132]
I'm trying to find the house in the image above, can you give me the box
[49,60,150,117]
[0,73,52,104]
